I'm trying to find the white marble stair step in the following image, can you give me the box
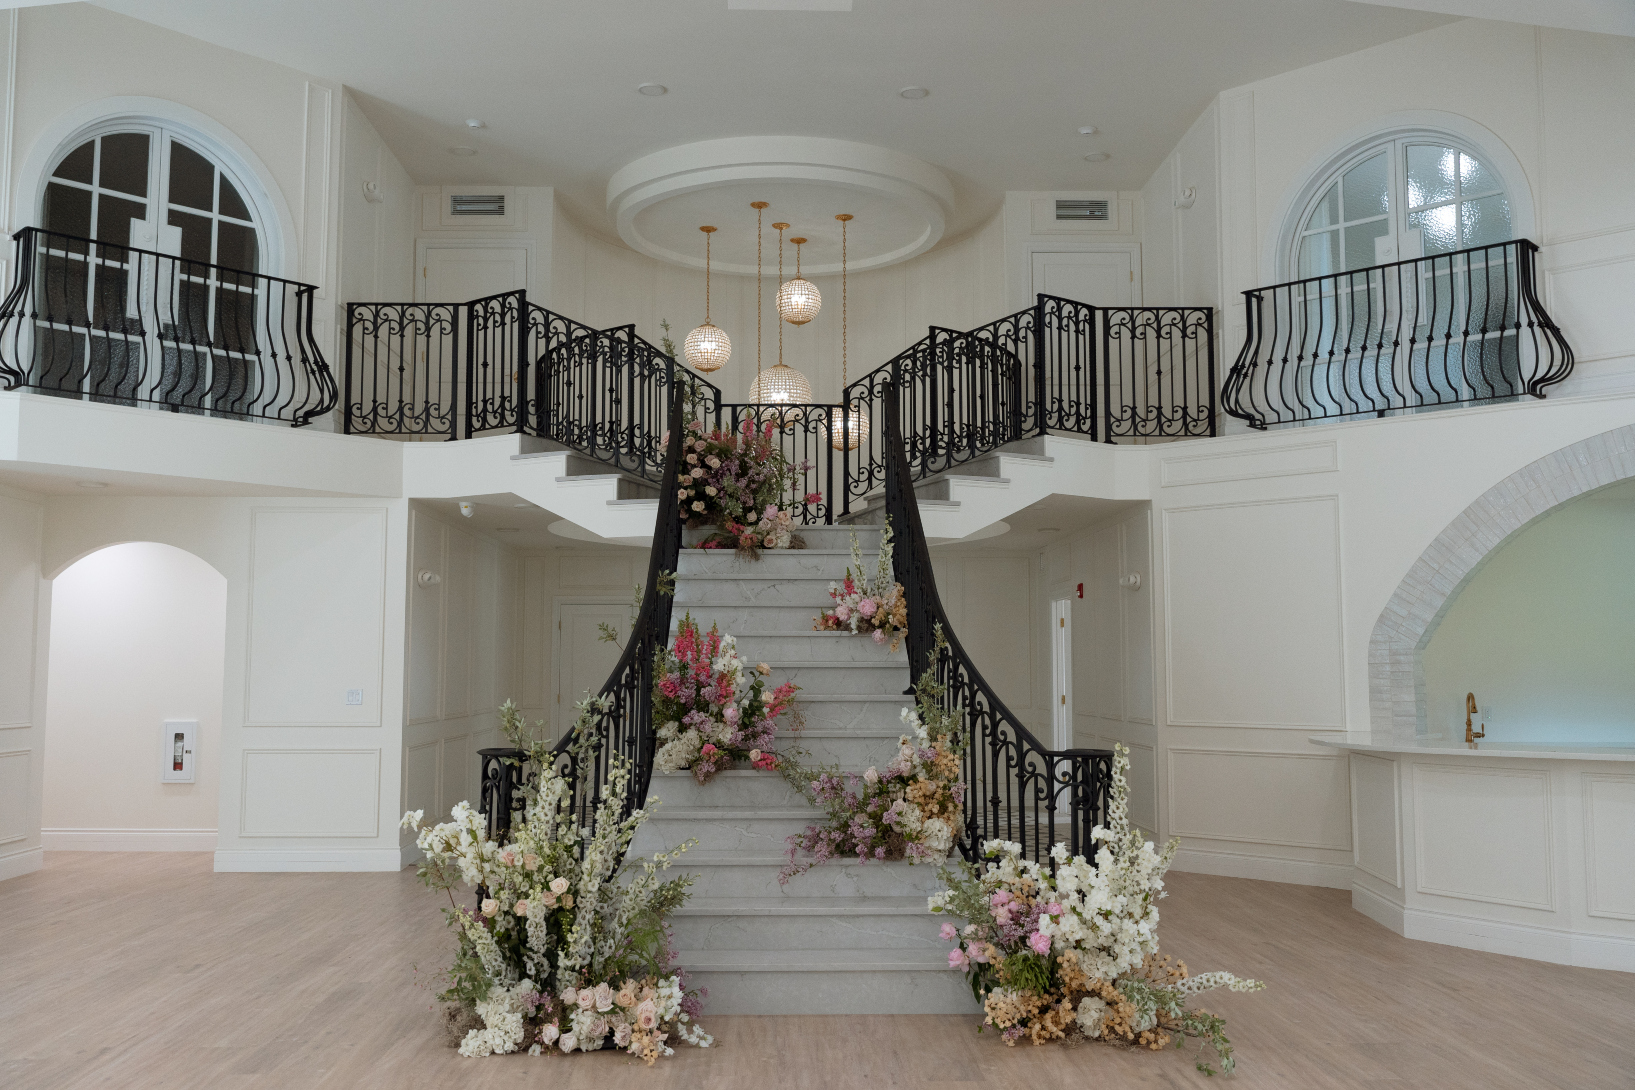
[669,896,945,951]
[796,694,914,731]
[675,550,875,578]
[674,574,838,608]
[674,851,947,899]
[781,729,905,768]
[677,948,977,1015]
[729,633,907,664]
[672,603,828,635]
[647,769,807,809]
[780,525,883,550]
[629,808,814,854]
[764,660,911,697]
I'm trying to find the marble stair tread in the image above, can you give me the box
[674,948,954,972]
[673,896,933,917]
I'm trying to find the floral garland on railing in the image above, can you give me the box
[929,744,1264,1075]
[654,613,800,783]
[672,416,816,556]
[778,627,965,882]
[812,520,907,650]
[401,698,711,1063]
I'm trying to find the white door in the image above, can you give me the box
[417,243,528,303]
[1032,251,1134,306]
[554,599,627,736]
[1051,598,1073,752]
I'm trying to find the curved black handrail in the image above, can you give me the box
[881,382,1112,866]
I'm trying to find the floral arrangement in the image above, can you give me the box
[779,627,965,881]
[929,744,1263,1075]
[653,613,800,783]
[401,698,712,1063]
[813,521,907,651]
[672,416,815,556]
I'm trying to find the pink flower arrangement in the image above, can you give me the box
[675,418,812,554]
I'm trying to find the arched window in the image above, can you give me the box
[42,126,260,272]
[1293,136,1512,278]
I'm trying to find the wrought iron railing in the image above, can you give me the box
[1223,239,1574,429]
[882,382,1113,865]
[0,226,333,425]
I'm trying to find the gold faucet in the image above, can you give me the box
[1465,692,1485,747]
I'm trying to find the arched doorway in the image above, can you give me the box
[41,542,227,850]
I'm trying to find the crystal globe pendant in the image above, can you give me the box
[684,225,730,373]
[776,236,821,325]
[831,404,870,451]
[747,363,813,411]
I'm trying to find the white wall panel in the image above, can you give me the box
[240,748,380,837]
[403,740,438,825]
[442,527,475,718]
[245,508,386,726]
[0,749,29,844]
[406,511,443,723]
[1168,749,1350,850]
[1164,497,1345,728]
[1584,773,1635,921]
[1350,753,1401,886]
[0,493,40,728]
[1413,765,1553,909]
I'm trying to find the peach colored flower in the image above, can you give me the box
[550,877,570,895]
[480,898,498,917]
[513,899,529,916]
[635,999,659,1030]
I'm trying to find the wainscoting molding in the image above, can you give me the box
[0,846,42,881]
[1412,764,1554,910]
[1349,753,1402,888]
[0,746,29,845]
[1584,772,1635,921]
[1169,845,1351,890]
[1159,440,1337,487]
[239,748,381,838]
[42,828,217,851]
[1166,747,1351,851]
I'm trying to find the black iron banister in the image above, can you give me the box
[1,226,334,426]
[881,382,1111,866]
[1223,238,1573,430]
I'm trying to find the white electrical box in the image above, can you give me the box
[162,720,197,783]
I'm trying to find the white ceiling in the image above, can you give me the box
[92,0,1457,243]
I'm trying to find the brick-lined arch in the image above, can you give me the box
[1369,423,1635,737]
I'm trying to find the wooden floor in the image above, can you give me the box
[2,854,1632,1089]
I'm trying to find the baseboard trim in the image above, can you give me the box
[214,848,405,873]
[1353,883,1635,971]
[1170,846,1352,889]
[43,828,217,852]
[0,846,43,882]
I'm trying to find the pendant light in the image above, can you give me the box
[748,221,813,420]
[776,233,821,325]
[683,225,730,373]
[831,213,869,451]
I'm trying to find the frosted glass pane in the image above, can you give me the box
[1409,205,1458,254]
[1300,230,1340,277]
[1461,194,1512,248]
[1460,153,1502,197]
[1345,218,1390,271]
[1306,183,1339,230]
[1343,153,1388,220]
[1407,145,1456,210]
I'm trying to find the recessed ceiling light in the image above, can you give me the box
[448,146,477,156]
[899,86,930,100]
[637,83,668,97]
[76,480,108,489]
[1083,152,1111,163]
[1078,126,1099,135]
[465,118,486,129]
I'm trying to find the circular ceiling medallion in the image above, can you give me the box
[606,136,955,276]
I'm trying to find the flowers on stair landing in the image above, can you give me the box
[653,613,799,783]
[673,416,814,556]
[927,743,1263,1075]
[813,520,907,650]
[779,627,966,882]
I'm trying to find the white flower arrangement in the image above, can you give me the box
[813,521,907,650]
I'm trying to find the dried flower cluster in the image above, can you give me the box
[672,416,814,555]
[929,744,1264,1075]
[653,614,799,783]
[780,628,965,881]
[401,698,711,1063]
[813,522,907,650]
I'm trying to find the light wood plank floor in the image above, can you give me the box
[2,852,1631,1089]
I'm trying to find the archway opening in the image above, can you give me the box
[41,542,227,851]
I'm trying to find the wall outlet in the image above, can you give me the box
[345,688,364,706]
[162,720,197,783]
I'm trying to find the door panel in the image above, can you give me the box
[1032,251,1134,306]
[420,245,527,303]
[554,600,626,735]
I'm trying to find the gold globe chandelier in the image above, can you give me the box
[776,233,821,325]
[830,213,869,451]
[682,225,730,373]
[748,221,813,421]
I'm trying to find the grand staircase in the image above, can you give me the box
[627,526,977,1014]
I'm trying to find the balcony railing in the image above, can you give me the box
[0,226,334,426]
[1223,239,1573,429]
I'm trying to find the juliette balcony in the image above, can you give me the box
[1223,239,1573,430]
[0,226,335,426]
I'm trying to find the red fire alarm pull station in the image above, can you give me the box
[1077,582,1084,599]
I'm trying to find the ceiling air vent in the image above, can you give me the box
[450,193,506,216]
[1055,199,1110,222]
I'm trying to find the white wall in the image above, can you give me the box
[338,93,415,308]
[41,542,225,848]
[0,484,47,881]
[1422,485,1635,748]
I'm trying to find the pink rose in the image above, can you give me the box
[480,898,498,917]
[614,1022,632,1047]
[858,598,877,618]
[701,743,718,756]
[1045,902,1063,916]
[577,989,596,1011]
[835,604,852,622]
[636,999,659,1030]
[948,947,970,970]
[513,899,529,916]
[940,922,958,941]
[1029,931,1052,955]
[723,705,740,725]
[872,629,887,644]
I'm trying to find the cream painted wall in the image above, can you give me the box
[338,94,415,308]
[41,542,225,843]
[1422,486,1635,748]
[929,546,1044,734]
[0,484,47,881]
